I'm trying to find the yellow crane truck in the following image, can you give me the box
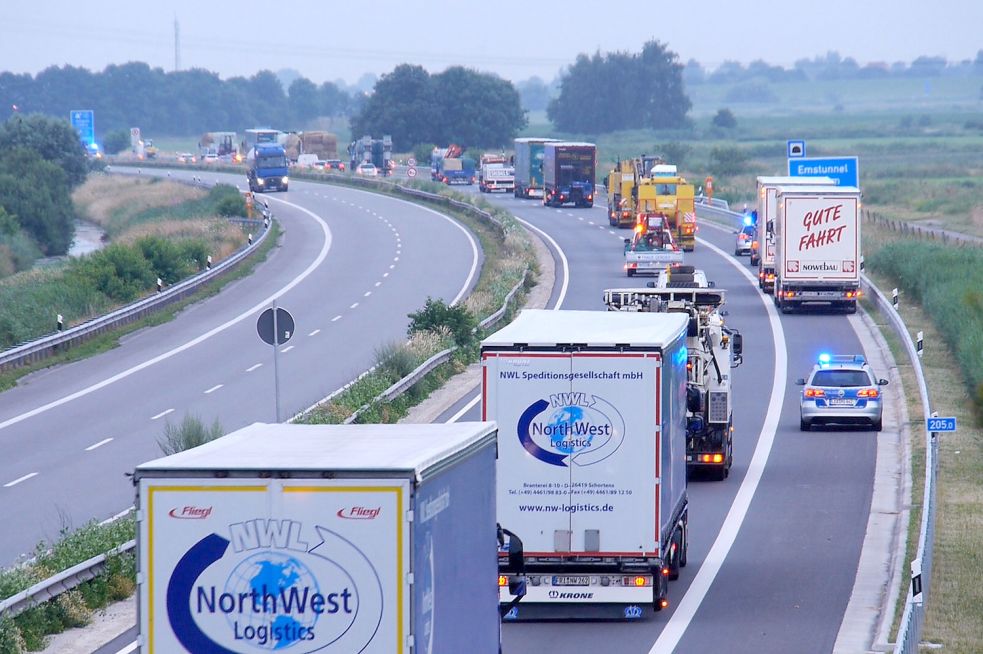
[635,164,696,252]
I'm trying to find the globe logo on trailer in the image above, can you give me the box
[517,393,625,467]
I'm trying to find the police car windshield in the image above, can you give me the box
[811,370,871,387]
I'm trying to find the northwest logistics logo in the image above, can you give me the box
[166,519,383,652]
[517,393,626,467]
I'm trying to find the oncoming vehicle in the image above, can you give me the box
[177,152,195,164]
[203,152,219,164]
[734,223,755,256]
[324,159,346,171]
[356,162,379,177]
[796,354,888,431]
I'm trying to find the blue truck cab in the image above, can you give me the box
[247,143,289,193]
[543,142,596,208]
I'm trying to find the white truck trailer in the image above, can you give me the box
[482,309,690,620]
[755,176,836,293]
[774,185,863,313]
[134,422,508,654]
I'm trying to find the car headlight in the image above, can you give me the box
[282,176,289,184]
[257,178,264,185]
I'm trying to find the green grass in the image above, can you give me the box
[862,218,983,652]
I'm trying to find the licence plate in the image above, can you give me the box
[828,399,855,406]
[553,575,590,586]
[805,291,840,298]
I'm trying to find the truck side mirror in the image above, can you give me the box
[767,220,774,232]
[878,378,889,386]
[795,378,806,385]
[730,332,743,356]
[506,530,524,574]
[624,238,631,245]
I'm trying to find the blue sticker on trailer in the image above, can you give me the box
[926,416,957,432]
[788,156,859,188]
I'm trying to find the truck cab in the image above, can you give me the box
[247,143,289,193]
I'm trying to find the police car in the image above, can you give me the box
[796,354,888,431]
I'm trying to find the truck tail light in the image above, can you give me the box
[804,388,824,398]
[858,388,879,398]
[499,575,508,587]
[784,290,796,298]
[661,567,670,577]
[660,598,669,609]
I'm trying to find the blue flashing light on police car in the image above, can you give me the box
[742,215,753,226]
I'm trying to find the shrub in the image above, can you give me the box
[711,108,737,129]
[72,244,155,302]
[407,297,476,347]
[137,235,197,284]
[209,184,246,217]
[102,129,131,155]
[656,142,691,167]
[375,342,419,381]
[157,414,224,455]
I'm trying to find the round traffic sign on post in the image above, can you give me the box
[257,307,295,346]
[407,167,417,178]
[407,157,417,167]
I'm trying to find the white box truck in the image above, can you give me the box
[755,176,835,293]
[482,310,690,620]
[134,422,507,654]
[773,185,862,313]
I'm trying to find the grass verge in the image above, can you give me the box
[863,219,983,653]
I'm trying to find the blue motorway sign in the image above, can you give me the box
[788,156,859,188]
[70,109,95,145]
[925,416,957,432]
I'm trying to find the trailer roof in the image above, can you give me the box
[757,176,835,185]
[776,185,860,195]
[545,142,596,148]
[482,309,687,348]
[514,137,560,143]
[135,422,497,477]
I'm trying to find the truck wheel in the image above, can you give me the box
[712,465,727,482]
[847,302,858,314]
[627,269,635,277]
[679,522,688,567]
[751,255,758,266]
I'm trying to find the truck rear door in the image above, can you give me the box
[567,353,659,555]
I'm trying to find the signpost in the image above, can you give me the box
[925,416,957,432]
[788,156,859,188]
[787,140,806,158]
[70,110,95,146]
[257,303,295,422]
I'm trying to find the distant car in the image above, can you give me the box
[324,159,346,171]
[355,163,378,177]
[177,153,195,164]
[203,153,219,164]
[734,224,755,256]
[796,354,888,431]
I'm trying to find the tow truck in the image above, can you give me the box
[624,213,684,276]
[604,271,743,480]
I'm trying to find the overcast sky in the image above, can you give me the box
[3,1,981,85]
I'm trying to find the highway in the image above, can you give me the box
[441,190,879,654]
[40,175,881,654]
[0,169,480,565]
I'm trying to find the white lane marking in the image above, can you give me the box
[350,302,359,309]
[331,315,341,322]
[648,236,787,653]
[445,394,481,424]
[204,384,223,394]
[151,409,174,420]
[374,281,382,287]
[246,363,262,372]
[389,264,396,269]
[588,221,595,226]
[281,345,294,353]
[4,472,39,488]
[394,256,399,262]
[308,329,320,336]
[609,230,616,235]
[567,212,575,217]
[578,216,584,221]
[512,217,570,309]
[113,641,138,654]
[363,291,371,297]
[0,196,333,433]
[85,438,114,451]
[447,215,571,424]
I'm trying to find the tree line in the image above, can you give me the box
[0,63,360,137]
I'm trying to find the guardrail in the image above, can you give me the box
[695,201,936,652]
[0,540,136,619]
[0,172,532,618]
[0,187,271,373]
[341,267,528,424]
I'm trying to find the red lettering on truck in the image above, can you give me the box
[799,204,847,251]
